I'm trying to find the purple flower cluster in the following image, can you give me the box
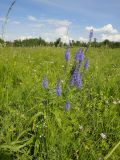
[89,29,93,40]
[84,59,89,70]
[55,80,61,96]
[70,48,84,89]
[42,76,48,89]
[65,49,70,62]
[76,73,82,88]
[42,30,93,111]
[64,101,70,111]
[70,68,82,89]
[75,49,84,62]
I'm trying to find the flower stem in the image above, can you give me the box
[104,141,120,160]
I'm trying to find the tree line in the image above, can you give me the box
[0,37,120,48]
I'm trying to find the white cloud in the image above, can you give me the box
[55,26,68,36]
[12,21,21,24]
[0,17,5,22]
[45,37,50,42]
[32,23,44,28]
[28,15,38,22]
[19,35,34,40]
[27,14,71,26]
[86,24,118,34]
[78,37,88,42]
[27,15,44,28]
[0,17,10,22]
[0,17,20,25]
[27,16,71,29]
[86,24,120,42]
[55,27,72,43]
[61,35,69,44]
[47,19,71,26]
[101,33,120,41]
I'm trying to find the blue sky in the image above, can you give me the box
[0,0,120,42]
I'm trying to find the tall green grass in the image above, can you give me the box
[0,47,120,160]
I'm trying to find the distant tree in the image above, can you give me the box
[54,38,61,47]
[1,36,120,48]
[0,38,6,47]
[93,38,97,47]
[102,39,110,47]
[76,41,80,46]
[0,38,4,45]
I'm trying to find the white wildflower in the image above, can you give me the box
[79,125,83,130]
[105,100,109,104]
[33,69,36,72]
[113,101,117,105]
[100,133,106,139]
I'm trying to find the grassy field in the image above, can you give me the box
[0,47,120,160]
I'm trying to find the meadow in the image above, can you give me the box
[0,46,120,160]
